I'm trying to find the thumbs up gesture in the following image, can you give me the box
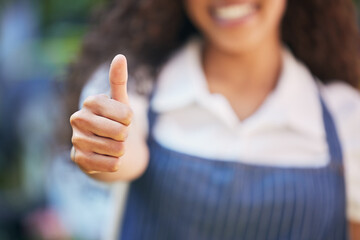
[70,55,134,174]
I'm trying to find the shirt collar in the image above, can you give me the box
[151,37,207,112]
[269,48,324,137]
[151,38,324,138]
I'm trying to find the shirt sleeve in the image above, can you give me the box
[323,82,360,222]
[79,64,149,139]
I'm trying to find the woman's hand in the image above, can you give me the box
[69,55,148,181]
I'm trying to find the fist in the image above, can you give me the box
[70,55,133,173]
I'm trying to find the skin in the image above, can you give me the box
[70,55,149,181]
[184,0,285,120]
[70,0,359,237]
[350,222,360,240]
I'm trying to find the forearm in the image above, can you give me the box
[350,221,360,240]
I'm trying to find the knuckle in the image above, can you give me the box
[70,110,89,128]
[74,152,86,166]
[73,151,98,174]
[83,95,103,110]
[108,159,121,172]
[112,141,125,157]
[83,95,96,108]
[112,124,128,141]
[71,133,82,145]
[122,107,133,125]
[118,128,129,141]
[70,111,81,126]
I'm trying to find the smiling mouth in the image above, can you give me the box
[212,3,258,24]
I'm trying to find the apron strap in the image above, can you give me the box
[146,86,158,141]
[319,93,344,165]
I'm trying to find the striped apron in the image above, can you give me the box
[120,93,348,240]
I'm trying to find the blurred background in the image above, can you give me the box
[0,0,359,239]
[0,0,116,239]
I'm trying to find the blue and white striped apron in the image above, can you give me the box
[120,92,348,240]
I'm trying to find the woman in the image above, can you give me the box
[68,0,360,239]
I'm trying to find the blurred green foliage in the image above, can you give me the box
[40,0,105,27]
[35,0,107,78]
[0,0,108,203]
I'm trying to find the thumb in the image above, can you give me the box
[109,54,129,104]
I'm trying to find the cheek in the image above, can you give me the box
[262,0,287,28]
[184,0,209,30]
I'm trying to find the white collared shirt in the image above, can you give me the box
[81,38,360,222]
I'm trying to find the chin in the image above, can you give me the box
[206,31,266,56]
[185,0,286,56]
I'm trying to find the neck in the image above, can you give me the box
[202,37,283,93]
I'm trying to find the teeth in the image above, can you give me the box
[215,4,256,21]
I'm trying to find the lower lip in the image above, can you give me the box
[211,8,258,27]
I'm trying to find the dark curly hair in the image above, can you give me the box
[63,0,360,143]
